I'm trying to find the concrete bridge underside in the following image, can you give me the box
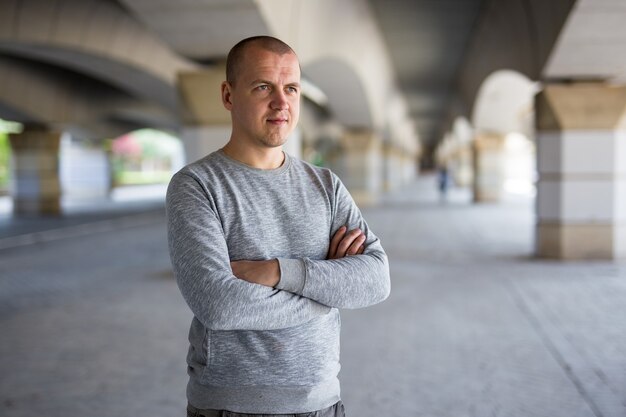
[2,0,626,259]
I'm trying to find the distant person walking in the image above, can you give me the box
[437,164,450,200]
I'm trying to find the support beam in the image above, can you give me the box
[338,129,382,206]
[452,143,473,188]
[383,142,417,192]
[9,127,62,216]
[535,82,626,260]
[472,133,506,202]
[177,68,232,163]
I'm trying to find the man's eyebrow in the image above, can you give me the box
[249,79,271,86]
[249,79,301,88]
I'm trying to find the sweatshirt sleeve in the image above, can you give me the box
[166,172,331,331]
[276,173,390,309]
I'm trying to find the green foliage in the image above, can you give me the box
[0,132,11,191]
[0,119,21,193]
[109,129,183,186]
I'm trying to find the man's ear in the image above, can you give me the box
[221,81,233,111]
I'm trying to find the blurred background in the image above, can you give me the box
[0,0,625,416]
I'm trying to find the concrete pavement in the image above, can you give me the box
[0,177,624,417]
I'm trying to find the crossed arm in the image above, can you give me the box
[167,171,389,331]
[231,226,366,287]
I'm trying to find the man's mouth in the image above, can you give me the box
[267,118,288,125]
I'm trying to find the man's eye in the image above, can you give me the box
[286,87,299,94]
[257,85,270,91]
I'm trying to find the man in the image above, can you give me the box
[166,36,390,417]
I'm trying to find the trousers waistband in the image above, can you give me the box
[187,404,221,417]
[187,401,344,417]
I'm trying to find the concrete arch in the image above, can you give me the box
[0,54,116,124]
[458,0,576,117]
[435,116,473,162]
[452,116,473,144]
[435,116,474,185]
[472,69,539,138]
[303,57,373,129]
[0,55,177,138]
[0,0,196,112]
[471,70,538,201]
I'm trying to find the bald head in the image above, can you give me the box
[226,36,298,86]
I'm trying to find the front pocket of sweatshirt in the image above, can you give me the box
[201,310,340,387]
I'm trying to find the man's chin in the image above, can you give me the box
[260,136,289,148]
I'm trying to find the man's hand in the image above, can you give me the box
[231,259,280,287]
[231,226,365,287]
[327,226,366,259]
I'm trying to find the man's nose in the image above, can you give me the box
[270,90,289,110]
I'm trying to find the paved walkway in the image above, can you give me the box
[0,177,624,417]
[0,184,167,240]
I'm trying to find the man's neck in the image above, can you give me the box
[222,140,285,170]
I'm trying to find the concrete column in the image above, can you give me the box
[472,133,506,202]
[382,142,399,192]
[383,143,418,191]
[402,153,418,185]
[283,127,303,159]
[178,68,231,163]
[60,135,111,199]
[535,82,626,260]
[8,127,62,215]
[451,143,473,188]
[181,125,231,164]
[339,129,383,206]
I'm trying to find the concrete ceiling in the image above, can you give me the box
[118,0,270,60]
[122,0,487,149]
[367,0,485,149]
[122,0,487,150]
[543,0,626,82]
[121,0,626,154]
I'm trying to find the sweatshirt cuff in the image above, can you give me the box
[276,258,306,294]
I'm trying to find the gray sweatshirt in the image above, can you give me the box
[166,150,390,414]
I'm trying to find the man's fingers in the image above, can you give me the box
[346,234,366,255]
[328,226,367,259]
[328,226,347,259]
[335,228,362,257]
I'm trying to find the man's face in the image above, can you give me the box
[222,46,301,149]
